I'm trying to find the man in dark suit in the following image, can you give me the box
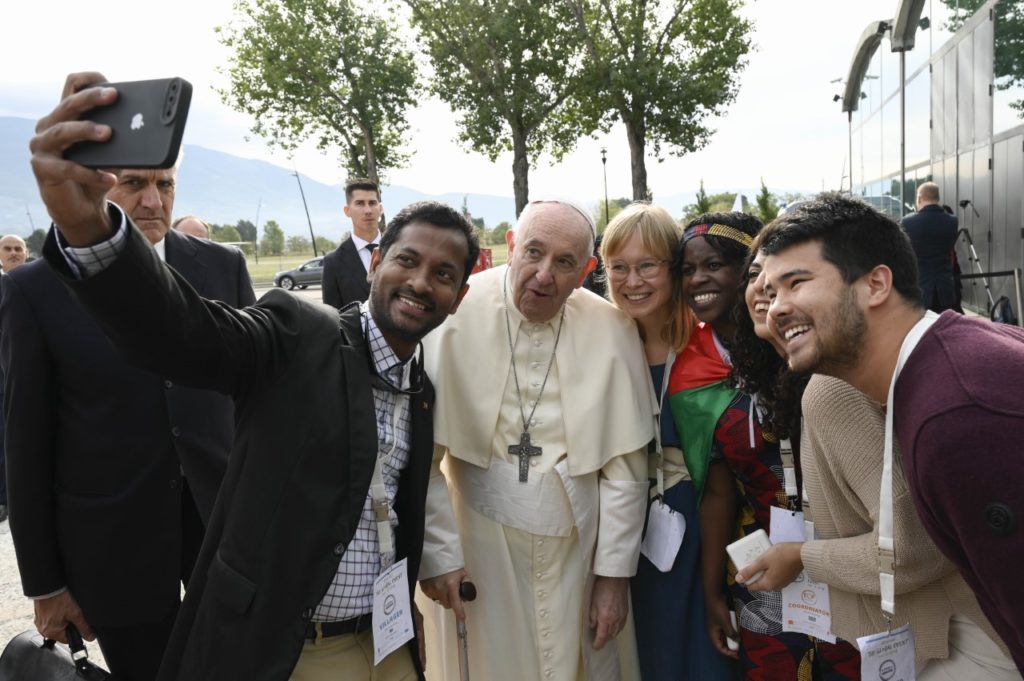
[900,181,959,312]
[322,178,383,308]
[29,71,479,681]
[3,143,255,678]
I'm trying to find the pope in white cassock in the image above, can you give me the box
[417,200,656,681]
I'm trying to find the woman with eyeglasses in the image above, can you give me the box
[680,213,860,680]
[601,203,733,681]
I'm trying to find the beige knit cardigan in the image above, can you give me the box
[798,374,1008,670]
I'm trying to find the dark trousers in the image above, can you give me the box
[92,482,204,680]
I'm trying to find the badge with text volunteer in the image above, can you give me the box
[858,311,939,681]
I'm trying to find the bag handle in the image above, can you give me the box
[64,625,95,675]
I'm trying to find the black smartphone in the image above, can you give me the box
[64,77,192,169]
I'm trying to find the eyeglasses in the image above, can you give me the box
[607,259,668,282]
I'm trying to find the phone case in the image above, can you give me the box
[64,77,192,169]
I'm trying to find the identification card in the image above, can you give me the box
[769,506,806,544]
[373,558,415,665]
[640,498,685,572]
[857,623,916,681]
[782,569,836,643]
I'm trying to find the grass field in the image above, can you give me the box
[244,243,509,285]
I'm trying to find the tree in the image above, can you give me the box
[593,197,631,233]
[287,235,312,254]
[568,0,753,200]
[314,236,337,253]
[25,228,46,257]
[754,178,779,224]
[260,220,286,256]
[484,221,513,246]
[213,225,243,243]
[218,0,421,183]
[236,219,258,243]
[405,0,600,215]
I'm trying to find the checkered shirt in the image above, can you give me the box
[313,302,413,621]
[58,203,131,277]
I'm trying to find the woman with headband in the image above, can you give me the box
[600,204,733,681]
[677,212,861,679]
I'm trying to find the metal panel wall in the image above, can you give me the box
[974,15,994,144]
[932,58,944,160]
[958,34,976,149]
[944,49,959,157]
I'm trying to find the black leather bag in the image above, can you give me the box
[0,625,110,680]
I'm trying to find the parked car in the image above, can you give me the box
[274,257,324,290]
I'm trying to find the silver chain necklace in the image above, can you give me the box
[502,269,565,482]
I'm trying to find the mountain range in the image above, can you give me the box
[1,116,801,240]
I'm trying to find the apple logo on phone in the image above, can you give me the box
[130,113,144,131]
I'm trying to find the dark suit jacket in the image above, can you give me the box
[322,234,370,308]
[901,204,959,311]
[1,227,254,627]
[48,222,432,681]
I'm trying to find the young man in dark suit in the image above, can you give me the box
[322,178,384,308]
[4,131,255,678]
[29,72,479,681]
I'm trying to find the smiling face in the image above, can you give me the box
[368,220,470,358]
[606,233,671,329]
[107,168,176,244]
[744,252,772,343]
[681,236,744,336]
[763,240,867,376]
[505,203,596,323]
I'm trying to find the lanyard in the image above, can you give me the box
[879,311,939,616]
[369,361,412,570]
[653,350,677,498]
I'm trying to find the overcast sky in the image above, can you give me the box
[2,0,918,203]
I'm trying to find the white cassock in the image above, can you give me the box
[418,265,655,681]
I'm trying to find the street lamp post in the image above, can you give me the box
[292,170,319,257]
[600,147,609,227]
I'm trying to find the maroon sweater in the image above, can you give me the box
[895,311,1024,671]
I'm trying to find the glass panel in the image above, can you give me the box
[880,37,901,102]
[907,71,931,166]
[863,110,883,184]
[958,33,975,148]
[944,48,958,154]
[994,0,1024,134]
[882,96,902,177]
[863,49,884,117]
[932,55,945,159]
[974,13,994,141]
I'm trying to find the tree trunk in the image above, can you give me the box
[625,118,648,201]
[511,126,530,217]
[361,123,379,185]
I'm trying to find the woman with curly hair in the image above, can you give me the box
[601,203,733,681]
[678,212,859,679]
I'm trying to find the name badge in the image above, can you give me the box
[640,498,685,572]
[857,623,916,681]
[769,506,805,544]
[782,570,836,643]
[373,558,414,665]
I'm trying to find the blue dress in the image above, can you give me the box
[630,364,736,680]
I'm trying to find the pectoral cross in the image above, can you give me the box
[509,431,542,482]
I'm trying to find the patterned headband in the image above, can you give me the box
[682,223,754,248]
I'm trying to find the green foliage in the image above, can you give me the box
[261,220,286,256]
[569,0,753,200]
[482,221,512,246]
[593,197,631,233]
[212,225,243,243]
[287,234,312,254]
[236,219,258,243]
[218,0,421,182]
[405,0,600,214]
[25,228,46,257]
[754,178,779,224]
[314,236,337,253]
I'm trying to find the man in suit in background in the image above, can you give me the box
[901,181,959,313]
[2,149,255,680]
[173,215,211,240]
[322,178,383,308]
[0,234,28,523]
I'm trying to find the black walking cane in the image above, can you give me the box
[457,582,477,681]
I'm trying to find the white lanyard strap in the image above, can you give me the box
[780,438,799,501]
[879,311,939,615]
[370,363,411,570]
[654,350,676,498]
